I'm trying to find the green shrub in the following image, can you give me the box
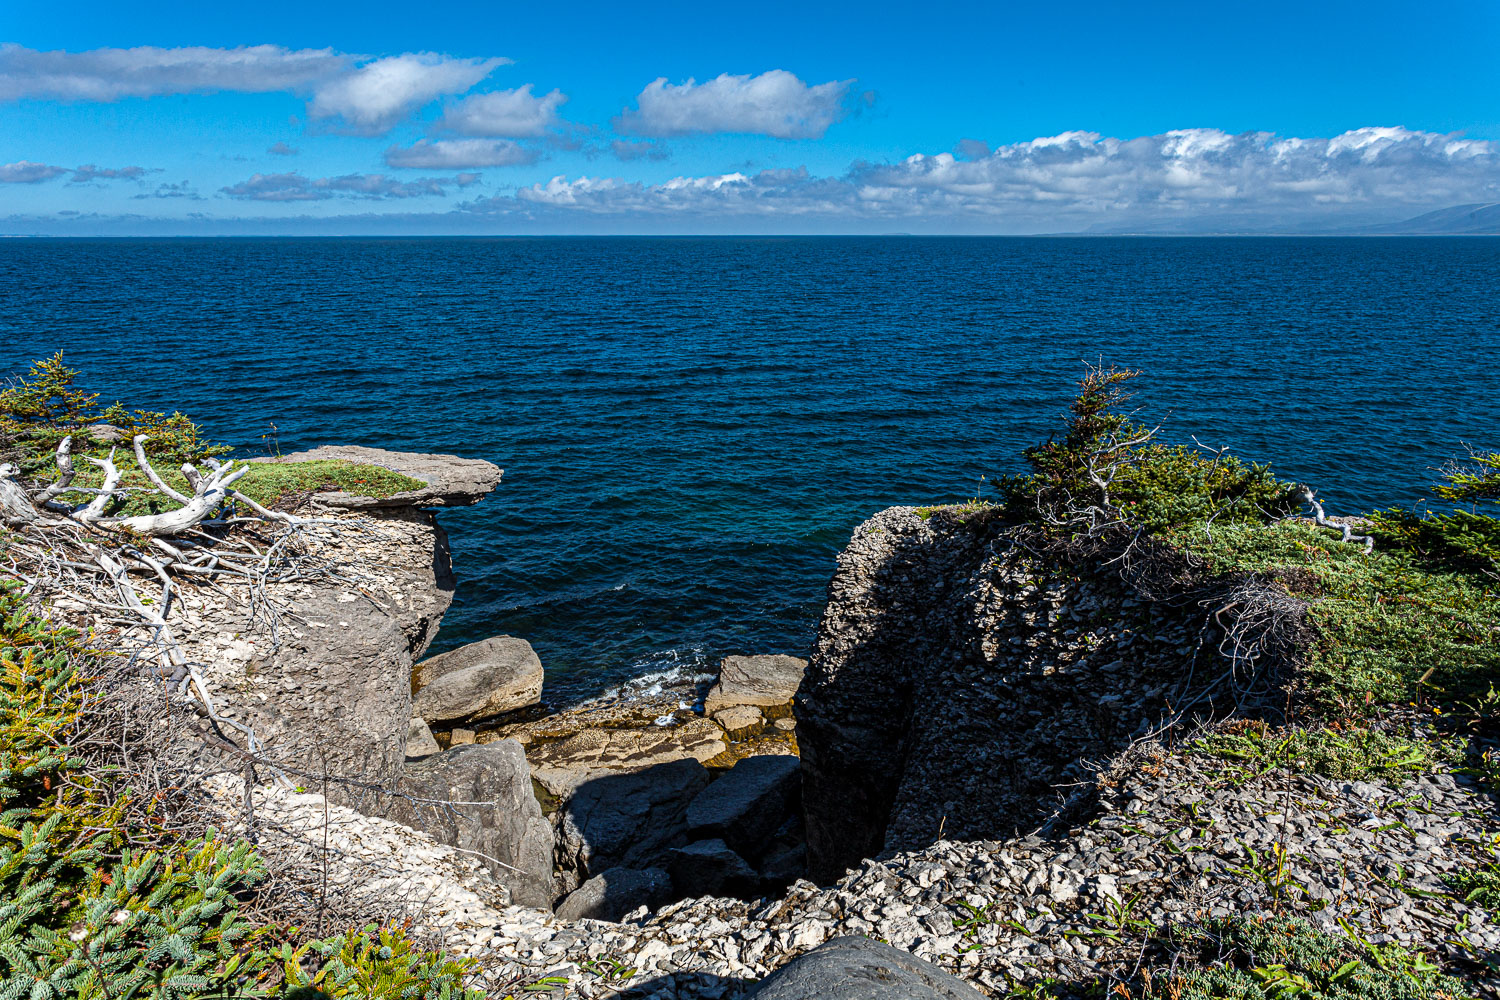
[2,353,226,473]
[1001,365,1297,536]
[1367,450,1500,580]
[1152,917,1465,1000]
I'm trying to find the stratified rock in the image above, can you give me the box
[686,753,800,856]
[379,740,554,909]
[527,719,726,801]
[667,839,758,898]
[705,655,808,712]
[413,636,544,724]
[558,758,709,876]
[751,935,986,999]
[555,866,672,922]
[406,717,440,757]
[250,444,502,509]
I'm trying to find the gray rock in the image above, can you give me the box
[555,867,672,922]
[668,838,758,897]
[414,636,544,724]
[752,935,985,999]
[249,445,502,509]
[379,740,554,909]
[705,655,808,712]
[558,758,710,875]
[686,753,801,856]
[406,717,441,757]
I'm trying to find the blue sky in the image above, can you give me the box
[2,0,1499,233]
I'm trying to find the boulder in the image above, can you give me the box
[250,445,502,509]
[413,636,544,724]
[406,717,440,757]
[667,839,758,897]
[558,758,710,875]
[685,753,800,856]
[751,936,986,999]
[704,655,807,712]
[555,866,672,923]
[378,740,554,909]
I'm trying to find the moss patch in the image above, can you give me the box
[56,458,426,516]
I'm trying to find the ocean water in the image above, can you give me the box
[3,237,1497,702]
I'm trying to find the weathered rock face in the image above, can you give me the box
[798,507,1202,881]
[705,655,808,712]
[179,502,461,786]
[379,740,555,909]
[751,935,987,999]
[413,636,544,724]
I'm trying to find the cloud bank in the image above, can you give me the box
[1,160,153,184]
[220,171,482,202]
[456,127,1500,230]
[617,70,853,139]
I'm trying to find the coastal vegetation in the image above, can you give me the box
[2,354,1497,998]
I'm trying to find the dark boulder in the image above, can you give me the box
[685,753,800,856]
[558,758,710,875]
[667,838,758,897]
[752,936,986,999]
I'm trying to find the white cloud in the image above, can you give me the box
[221,171,482,202]
[458,127,1500,230]
[384,138,539,168]
[307,53,508,135]
[267,141,299,156]
[616,70,853,139]
[0,160,69,183]
[0,43,349,101]
[0,44,509,136]
[438,84,566,137]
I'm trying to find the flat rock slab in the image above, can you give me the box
[705,655,808,712]
[558,757,710,874]
[251,445,502,508]
[528,718,727,800]
[752,936,986,999]
[414,636,544,724]
[555,866,672,923]
[686,753,801,856]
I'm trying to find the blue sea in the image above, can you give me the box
[3,237,1497,701]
